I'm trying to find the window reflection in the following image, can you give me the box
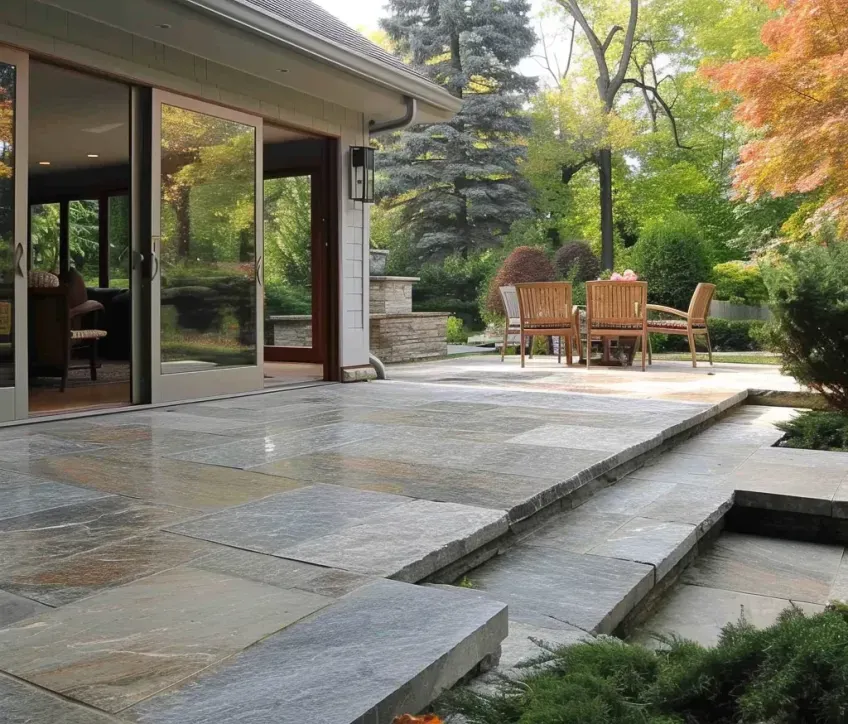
[159,104,257,373]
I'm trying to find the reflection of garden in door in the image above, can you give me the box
[159,104,257,372]
[263,174,312,349]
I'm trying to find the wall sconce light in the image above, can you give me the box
[349,146,375,203]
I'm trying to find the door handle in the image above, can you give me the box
[13,242,24,278]
[256,255,263,286]
[132,250,145,271]
[150,250,159,280]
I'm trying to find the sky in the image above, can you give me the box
[312,0,569,84]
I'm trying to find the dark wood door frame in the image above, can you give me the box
[263,136,339,381]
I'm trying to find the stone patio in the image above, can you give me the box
[0,358,837,723]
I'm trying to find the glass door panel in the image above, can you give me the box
[0,48,27,422]
[150,91,262,403]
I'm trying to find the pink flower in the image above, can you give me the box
[622,269,638,281]
[610,272,623,281]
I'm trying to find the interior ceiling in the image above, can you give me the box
[29,61,130,175]
[29,61,317,177]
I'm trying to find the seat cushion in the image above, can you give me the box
[590,323,643,330]
[647,319,706,330]
[28,271,59,288]
[70,299,105,319]
[70,329,107,340]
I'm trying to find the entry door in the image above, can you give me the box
[149,90,263,403]
[0,48,28,422]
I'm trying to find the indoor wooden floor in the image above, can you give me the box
[29,382,131,416]
[263,362,324,387]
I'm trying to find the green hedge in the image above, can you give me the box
[442,604,848,724]
[650,318,768,353]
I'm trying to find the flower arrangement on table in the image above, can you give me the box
[604,269,639,281]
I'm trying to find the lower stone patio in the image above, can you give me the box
[0,359,828,723]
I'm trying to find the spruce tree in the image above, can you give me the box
[379,0,536,261]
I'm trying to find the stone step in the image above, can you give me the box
[129,578,508,724]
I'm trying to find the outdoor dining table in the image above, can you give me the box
[573,305,640,366]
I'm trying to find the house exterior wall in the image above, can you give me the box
[0,0,371,372]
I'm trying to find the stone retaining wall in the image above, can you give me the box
[266,315,312,347]
[370,312,449,364]
[370,276,418,315]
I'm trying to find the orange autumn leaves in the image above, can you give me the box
[392,716,442,724]
[703,0,848,233]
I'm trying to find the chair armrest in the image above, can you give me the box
[646,304,688,319]
[69,299,105,319]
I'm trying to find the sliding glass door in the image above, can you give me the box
[149,90,263,403]
[0,48,27,422]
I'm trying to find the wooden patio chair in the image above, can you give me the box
[498,285,531,362]
[514,282,576,368]
[647,282,716,368]
[585,280,648,371]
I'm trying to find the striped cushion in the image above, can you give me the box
[524,323,573,330]
[71,329,107,340]
[591,323,643,330]
[648,319,706,330]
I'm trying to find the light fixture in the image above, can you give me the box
[87,154,99,158]
[349,146,375,203]
[155,23,172,29]
[278,68,289,74]
[38,161,50,166]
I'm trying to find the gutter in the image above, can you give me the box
[369,96,417,136]
[173,0,462,116]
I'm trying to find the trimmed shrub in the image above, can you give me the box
[485,246,556,316]
[631,213,712,311]
[764,243,848,411]
[414,253,498,329]
[650,319,766,353]
[554,241,600,282]
[777,410,848,451]
[712,260,768,306]
[445,315,468,344]
[442,605,848,724]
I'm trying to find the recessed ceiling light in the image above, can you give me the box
[155,23,172,29]
[38,161,50,166]
[87,154,99,158]
[278,68,289,73]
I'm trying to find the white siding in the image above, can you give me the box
[0,0,371,371]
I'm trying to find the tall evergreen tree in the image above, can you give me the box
[378,0,537,261]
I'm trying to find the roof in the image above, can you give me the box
[174,0,461,115]
[235,0,427,81]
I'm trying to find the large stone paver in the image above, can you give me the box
[0,566,333,713]
[631,583,824,648]
[128,579,507,724]
[682,532,844,605]
[468,545,653,634]
[279,499,508,582]
[0,674,119,724]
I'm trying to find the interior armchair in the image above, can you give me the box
[28,268,108,391]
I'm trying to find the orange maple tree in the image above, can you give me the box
[703,0,848,234]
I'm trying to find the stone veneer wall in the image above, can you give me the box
[266,316,312,347]
[370,312,449,364]
[370,277,418,315]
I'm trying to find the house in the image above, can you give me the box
[0,0,460,422]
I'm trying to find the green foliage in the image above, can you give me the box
[378,0,536,260]
[446,315,468,344]
[712,261,767,305]
[264,280,311,316]
[764,243,848,411]
[414,252,499,329]
[777,411,848,451]
[554,242,600,283]
[649,318,766,353]
[442,605,848,724]
[485,246,557,316]
[631,213,712,310]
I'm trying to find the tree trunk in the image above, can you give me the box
[598,147,614,271]
[175,186,191,259]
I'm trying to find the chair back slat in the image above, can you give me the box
[499,285,521,324]
[586,281,648,326]
[515,282,573,327]
[688,282,716,324]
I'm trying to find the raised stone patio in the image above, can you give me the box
[0,362,837,723]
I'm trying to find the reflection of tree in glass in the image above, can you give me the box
[0,63,15,302]
[264,175,312,316]
[70,200,99,284]
[30,204,60,273]
[109,195,130,287]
